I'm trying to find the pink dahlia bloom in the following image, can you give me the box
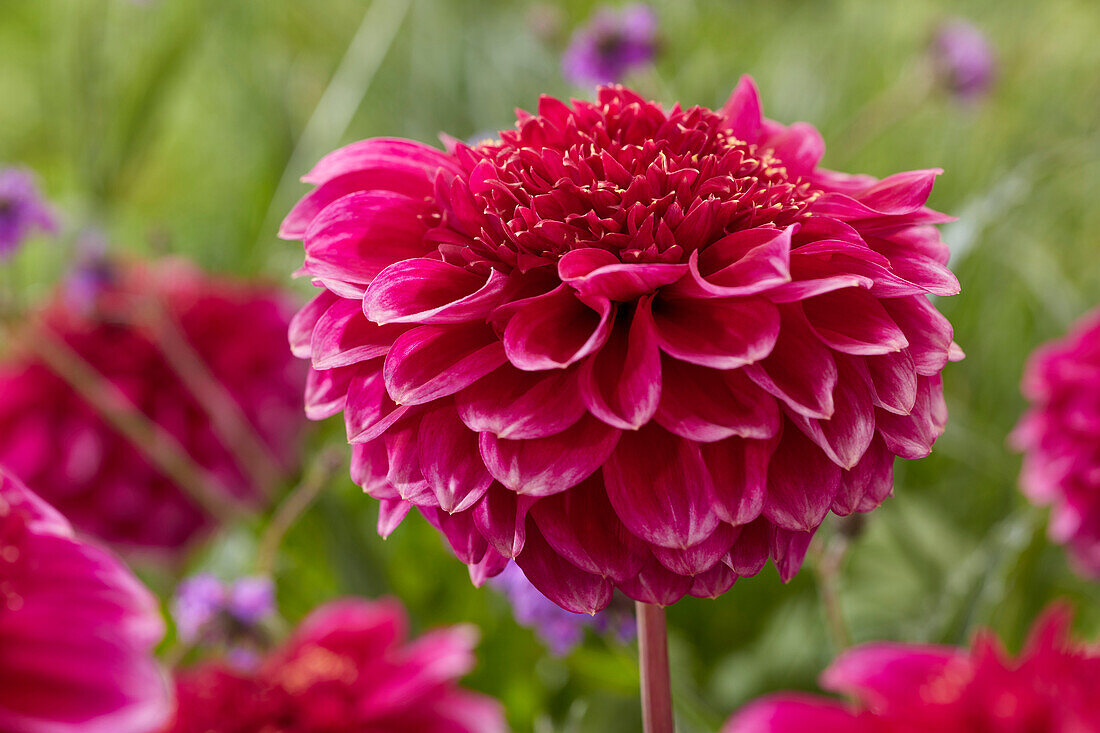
[723,604,1100,732]
[283,78,962,612]
[1012,308,1100,576]
[168,598,507,733]
[0,259,307,551]
[0,468,169,732]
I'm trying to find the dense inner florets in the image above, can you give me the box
[429,87,818,271]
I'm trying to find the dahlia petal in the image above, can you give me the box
[619,555,693,606]
[418,406,493,514]
[770,526,815,582]
[312,297,407,369]
[604,424,721,549]
[383,323,507,405]
[673,226,793,299]
[421,507,491,566]
[881,296,954,376]
[345,367,410,443]
[530,474,647,582]
[579,307,661,430]
[868,237,960,296]
[559,249,687,301]
[833,436,894,515]
[455,366,585,439]
[803,288,909,355]
[766,274,874,304]
[472,483,535,558]
[765,122,826,175]
[516,523,613,613]
[300,137,458,187]
[350,440,396,499]
[479,414,620,496]
[502,285,614,370]
[305,365,356,420]
[719,75,765,141]
[650,522,740,576]
[656,359,780,442]
[289,290,338,358]
[303,191,430,286]
[647,295,780,369]
[875,376,944,459]
[378,498,412,538]
[364,260,510,325]
[745,306,837,419]
[722,696,868,733]
[763,426,841,532]
[386,419,432,504]
[820,644,960,713]
[701,437,773,525]
[786,359,875,470]
[468,548,510,587]
[864,350,918,415]
[855,169,942,215]
[688,563,738,599]
[726,519,772,576]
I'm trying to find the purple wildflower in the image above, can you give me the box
[64,229,117,310]
[562,3,658,86]
[932,19,996,101]
[173,574,226,643]
[172,574,275,647]
[0,167,58,258]
[226,576,276,625]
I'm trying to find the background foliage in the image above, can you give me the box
[4,0,1100,729]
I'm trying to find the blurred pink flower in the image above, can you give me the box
[1012,308,1100,577]
[0,468,169,732]
[0,259,307,551]
[723,604,1100,732]
[0,166,57,258]
[561,3,658,86]
[283,78,961,613]
[168,598,507,733]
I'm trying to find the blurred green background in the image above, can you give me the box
[4,0,1100,730]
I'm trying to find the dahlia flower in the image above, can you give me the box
[561,4,658,86]
[0,166,57,258]
[723,604,1100,732]
[0,468,169,732]
[0,259,307,550]
[931,19,996,102]
[1012,307,1100,576]
[168,598,507,733]
[284,78,961,613]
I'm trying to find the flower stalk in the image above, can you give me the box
[636,601,674,733]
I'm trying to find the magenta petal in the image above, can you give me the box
[311,297,407,369]
[479,414,620,496]
[385,419,431,503]
[289,290,338,358]
[676,226,793,299]
[766,122,825,175]
[530,474,647,582]
[763,426,841,532]
[619,555,693,606]
[604,424,721,549]
[864,350,918,415]
[719,75,765,142]
[421,506,488,565]
[377,498,411,538]
[502,286,615,370]
[722,696,868,733]
[656,359,780,442]
[647,295,780,369]
[803,288,909,355]
[833,436,894,515]
[344,367,410,443]
[364,260,510,325]
[516,522,613,613]
[821,643,959,712]
[726,519,771,576]
[383,323,507,405]
[418,406,493,514]
[301,137,458,187]
[688,563,738,599]
[766,273,874,304]
[468,548,510,587]
[472,483,534,558]
[350,440,396,499]
[559,249,687,301]
[305,365,356,420]
[303,191,430,286]
[579,307,661,430]
[456,366,585,439]
[770,525,815,582]
[701,437,773,526]
[881,296,954,376]
[875,376,944,459]
[855,169,942,215]
[786,359,875,470]
[650,522,740,576]
[745,306,838,419]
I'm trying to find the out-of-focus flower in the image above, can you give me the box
[0,167,58,258]
[1012,308,1100,576]
[0,259,308,551]
[168,598,507,733]
[174,574,228,644]
[491,562,634,655]
[0,468,169,732]
[64,229,118,311]
[562,3,658,86]
[723,604,1100,732]
[931,19,996,102]
[283,77,961,613]
[172,574,275,671]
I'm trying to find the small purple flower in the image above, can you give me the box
[172,574,275,646]
[932,19,996,101]
[65,229,117,310]
[0,167,58,258]
[226,576,275,625]
[562,3,658,86]
[173,573,226,643]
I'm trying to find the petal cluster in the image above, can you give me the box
[0,259,308,550]
[723,604,1100,732]
[285,77,961,612]
[168,598,507,733]
[1012,308,1100,576]
[0,469,169,732]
